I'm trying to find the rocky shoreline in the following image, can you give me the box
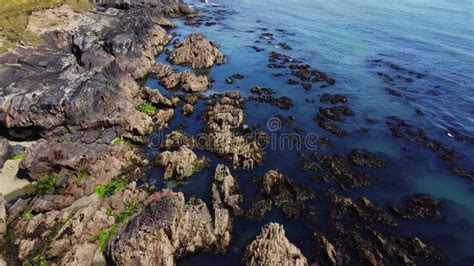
[0,0,463,265]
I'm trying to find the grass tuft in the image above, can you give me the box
[10,152,25,160]
[94,179,127,199]
[90,224,118,252]
[137,103,158,114]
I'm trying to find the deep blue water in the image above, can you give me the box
[145,0,474,264]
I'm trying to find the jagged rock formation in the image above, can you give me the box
[200,92,265,170]
[107,165,241,264]
[3,181,151,264]
[168,33,225,69]
[242,223,308,266]
[156,146,208,181]
[151,62,210,91]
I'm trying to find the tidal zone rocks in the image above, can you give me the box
[168,33,225,69]
[248,86,294,110]
[386,116,474,180]
[299,149,387,190]
[309,190,442,265]
[199,92,265,170]
[150,62,210,92]
[107,165,242,265]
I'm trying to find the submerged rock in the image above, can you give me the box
[319,106,355,121]
[349,149,387,168]
[168,33,225,69]
[314,115,348,137]
[391,194,443,220]
[258,170,314,218]
[320,93,348,104]
[242,223,308,266]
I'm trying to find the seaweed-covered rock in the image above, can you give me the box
[168,33,225,69]
[349,149,387,168]
[391,194,443,220]
[313,232,342,265]
[258,170,314,218]
[320,93,347,104]
[319,106,355,121]
[314,115,348,137]
[242,223,308,266]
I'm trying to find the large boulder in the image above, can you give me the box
[0,1,193,143]
[168,33,225,69]
[243,223,308,266]
[107,185,236,265]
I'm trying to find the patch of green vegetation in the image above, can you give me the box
[116,204,137,223]
[94,179,127,199]
[111,136,124,145]
[193,157,208,173]
[10,152,25,160]
[186,197,199,206]
[39,260,49,266]
[0,0,92,54]
[24,211,35,220]
[90,224,118,252]
[22,260,32,266]
[76,170,89,183]
[31,172,58,196]
[137,103,158,113]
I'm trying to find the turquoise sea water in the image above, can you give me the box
[146,0,474,264]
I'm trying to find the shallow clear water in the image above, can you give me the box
[146,0,474,264]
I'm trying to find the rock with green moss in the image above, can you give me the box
[156,146,208,181]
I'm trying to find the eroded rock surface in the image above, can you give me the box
[200,93,265,170]
[242,223,308,266]
[156,146,208,181]
[108,165,241,265]
[168,33,225,69]
[258,170,314,218]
